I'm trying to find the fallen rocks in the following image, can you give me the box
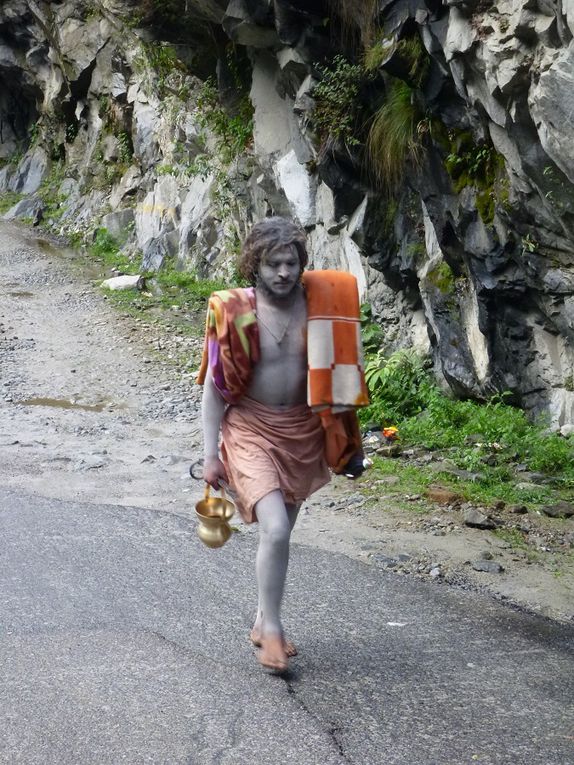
[463,507,497,530]
[540,501,574,519]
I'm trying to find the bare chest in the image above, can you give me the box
[256,307,307,362]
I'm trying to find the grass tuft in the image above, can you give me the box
[366,80,423,190]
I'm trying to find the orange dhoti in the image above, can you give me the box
[221,396,330,523]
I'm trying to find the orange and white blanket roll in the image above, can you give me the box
[302,270,369,412]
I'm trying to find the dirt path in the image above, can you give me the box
[1,222,572,623]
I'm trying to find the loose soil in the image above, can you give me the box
[1,222,572,624]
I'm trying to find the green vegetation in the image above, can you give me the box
[361,347,574,509]
[363,36,393,71]
[366,80,423,190]
[0,191,24,214]
[38,162,67,222]
[395,36,430,88]
[326,0,379,51]
[445,132,506,225]
[132,40,188,98]
[312,55,364,149]
[195,77,253,164]
[88,227,224,334]
[360,303,384,353]
[426,261,455,294]
[92,96,134,189]
[521,233,538,253]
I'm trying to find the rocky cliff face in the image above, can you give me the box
[1,0,573,427]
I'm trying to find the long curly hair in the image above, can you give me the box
[238,217,308,286]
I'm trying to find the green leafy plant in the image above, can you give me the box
[445,132,506,224]
[195,78,253,163]
[521,233,538,253]
[312,55,365,149]
[360,303,383,353]
[363,348,435,423]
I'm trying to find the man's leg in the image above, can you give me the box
[251,499,300,658]
[253,491,299,670]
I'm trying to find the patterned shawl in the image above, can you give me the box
[196,287,259,404]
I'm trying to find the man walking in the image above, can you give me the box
[198,217,367,672]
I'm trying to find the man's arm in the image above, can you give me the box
[201,368,229,489]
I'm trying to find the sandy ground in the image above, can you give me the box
[1,222,572,624]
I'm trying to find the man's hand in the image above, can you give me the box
[203,455,229,489]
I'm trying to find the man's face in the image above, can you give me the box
[258,247,301,299]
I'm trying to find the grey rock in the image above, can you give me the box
[463,508,497,530]
[371,554,398,569]
[472,560,505,574]
[3,197,44,224]
[101,209,135,244]
[540,502,574,519]
[9,148,49,194]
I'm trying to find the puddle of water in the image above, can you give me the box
[14,397,109,413]
[22,232,105,280]
[9,291,34,298]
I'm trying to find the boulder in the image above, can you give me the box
[101,274,144,291]
[101,209,135,244]
[3,196,44,224]
[540,502,574,519]
[8,147,48,194]
[463,507,497,529]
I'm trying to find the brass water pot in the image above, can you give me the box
[195,485,235,548]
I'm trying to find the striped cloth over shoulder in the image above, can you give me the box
[302,270,369,412]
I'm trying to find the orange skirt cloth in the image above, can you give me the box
[221,396,330,523]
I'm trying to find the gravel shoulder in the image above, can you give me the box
[1,222,572,624]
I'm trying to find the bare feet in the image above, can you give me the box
[250,628,298,657]
[257,633,288,673]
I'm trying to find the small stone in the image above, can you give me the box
[508,504,528,514]
[480,551,494,560]
[463,507,497,530]
[375,444,401,458]
[472,560,504,573]
[372,554,398,569]
[540,501,574,519]
[515,481,544,491]
[429,566,442,578]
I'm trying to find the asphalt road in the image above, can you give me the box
[1,488,573,764]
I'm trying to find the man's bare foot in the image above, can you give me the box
[258,633,288,673]
[250,628,298,657]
